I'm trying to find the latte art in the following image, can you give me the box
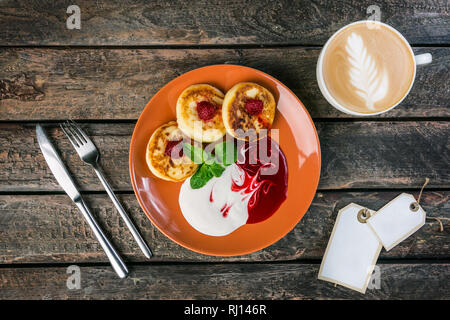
[346,32,388,110]
[321,22,415,114]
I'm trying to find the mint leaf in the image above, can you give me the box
[187,142,234,189]
[190,172,205,189]
[190,164,213,189]
[183,143,206,164]
[215,141,237,166]
[207,162,225,177]
[203,153,216,165]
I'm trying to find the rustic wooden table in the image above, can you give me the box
[0,1,448,300]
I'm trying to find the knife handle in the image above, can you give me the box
[75,199,129,278]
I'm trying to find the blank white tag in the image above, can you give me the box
[367,193,426,251]
[318,203,382,293]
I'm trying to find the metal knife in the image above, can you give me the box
[36,124,128,278]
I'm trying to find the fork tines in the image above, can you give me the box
[60,120,88,148]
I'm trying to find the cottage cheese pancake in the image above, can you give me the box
[146,121,198,182]
[176,84,226,143]
[222,82,276,141]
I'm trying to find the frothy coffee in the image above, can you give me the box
[321,22,415,114]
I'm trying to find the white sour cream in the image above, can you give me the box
[179,164,252,237]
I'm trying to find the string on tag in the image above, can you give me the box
[410,177,429,212]
[411,178,447,232]
[427,217,446,232]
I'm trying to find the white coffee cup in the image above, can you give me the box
[316,20,432,116]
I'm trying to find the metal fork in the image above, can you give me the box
[60,120,153,259]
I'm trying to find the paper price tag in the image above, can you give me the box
[318,203,382,293]
[367,193,426,251]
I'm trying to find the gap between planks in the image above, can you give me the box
[0,258,449,269]
[0,43,449,49]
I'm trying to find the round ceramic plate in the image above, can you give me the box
[129,65,321,256]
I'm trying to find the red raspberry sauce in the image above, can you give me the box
[220,204,232,218]
[231,136,288,224]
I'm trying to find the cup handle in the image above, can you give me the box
[415,53,432,65]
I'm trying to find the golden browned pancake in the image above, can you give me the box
[176,84,225,143]
[146,121,198,182]
[222,82,276,140]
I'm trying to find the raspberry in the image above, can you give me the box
[164,140,183,159]
[196,101,216,121]
[245,99,264,116]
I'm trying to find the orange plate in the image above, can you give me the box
[129,65,321,256]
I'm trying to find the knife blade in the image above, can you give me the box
[36,124,81,202]
[36,124,128,278]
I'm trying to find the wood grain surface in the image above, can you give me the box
[0,48,448,120]
[0,0,449,46]
[0,263,448,299]
[0,122,448,192]
[0,192,448,264]
[0,0,448,301]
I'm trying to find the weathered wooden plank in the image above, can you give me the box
[0,263,448,299]
[0,48,448,120]
[0,122,448,192]
[0,0,449,46]
[0,192,447,264]
[318,121,450,189]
